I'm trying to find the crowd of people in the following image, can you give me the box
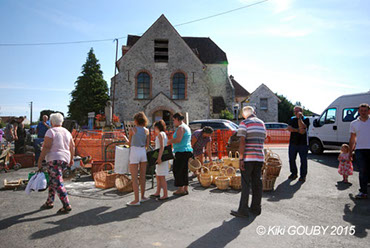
[2,102,368,216]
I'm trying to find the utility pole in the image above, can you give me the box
[112,38,119,114]
[30,101,33,124]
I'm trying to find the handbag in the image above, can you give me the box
[146,145,174,166]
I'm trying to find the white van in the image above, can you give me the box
[309,91,370,154]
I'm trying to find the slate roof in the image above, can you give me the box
[230,76,250,97]
[126,35,228,64]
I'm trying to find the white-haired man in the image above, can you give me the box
[231,106,266,218]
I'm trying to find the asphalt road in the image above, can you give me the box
[0,148,369,248]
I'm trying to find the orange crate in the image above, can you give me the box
[10,154,35,168]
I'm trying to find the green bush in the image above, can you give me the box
[220,109,234,120]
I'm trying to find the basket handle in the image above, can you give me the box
[210,164,219,171]
[225,166,235,177]
[200,166,210,174]
[98,162,114,172]
[235,151,240,159]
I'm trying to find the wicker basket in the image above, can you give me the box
[199,167,213,188]
[230,175,242,190]
[92,162,114,179]
[215,175,230,190]
[224,166,236,178]
[188,158,202,172]
[262,176,277,191]
[226,151,240,169]
[94,164,118,189]
[115,174,133,192]
[265,149,282,166]
[264,164,282,177]
[210,165,220,185]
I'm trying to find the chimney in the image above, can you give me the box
[122,46,130,56]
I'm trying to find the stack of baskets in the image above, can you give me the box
[197,162,241,191]
[262,149,282,191]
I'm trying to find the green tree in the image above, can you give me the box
[276,94,314,123]
[68,48,109,124]
[220,109,234,120]
[39,109,64,121]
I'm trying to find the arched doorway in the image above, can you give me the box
[153,110,173,130]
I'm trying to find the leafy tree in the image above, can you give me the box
[39,109,64,121]
[276,94,314,123]
[220,109,234,120]
[68,48,109,124]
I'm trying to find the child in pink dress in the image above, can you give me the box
[338,144,353,184]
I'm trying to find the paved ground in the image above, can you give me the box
[0,148,369,248]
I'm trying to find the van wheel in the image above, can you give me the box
[310,139,323,155]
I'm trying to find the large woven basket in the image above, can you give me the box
[94,170,118,189]
[115,174,133,192]
[264,164,282,177]
[265,149,282,166]
[188,158,202,172]
[230,175,241,190]
[199,167,213,188]
[210,165,220,185]
[262,175,277,191]
[215,175,230,190]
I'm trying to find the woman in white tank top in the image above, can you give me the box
[149,120,169,200]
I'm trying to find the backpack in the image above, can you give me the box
[4,123,14,142]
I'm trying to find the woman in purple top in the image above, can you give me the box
[191,126,214,165]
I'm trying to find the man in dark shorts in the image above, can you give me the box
[287,106,310,182]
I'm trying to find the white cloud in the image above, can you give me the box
[272,0,293,13]
[281,15,297,22]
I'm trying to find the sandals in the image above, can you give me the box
[57,206,72,214]
[150,194,160,199]
[40,203,54,210]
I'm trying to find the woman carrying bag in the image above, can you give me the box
[37,113,75,214]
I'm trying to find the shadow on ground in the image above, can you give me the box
[264,179,302,202]
[27,196,178,240]
[308,152,359,172]
[187,216,256,248]
[0,196,176,240]
[343,194,370,238]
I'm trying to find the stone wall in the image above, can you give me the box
[113,16,212,124]
[247,84,278,122]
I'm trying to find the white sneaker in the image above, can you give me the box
[126,201,140,206]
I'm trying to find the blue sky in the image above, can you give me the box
[1,0,369,121]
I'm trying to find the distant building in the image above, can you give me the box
[112,15,234,127]
[230,76,280,122]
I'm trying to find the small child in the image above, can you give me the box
[150,120,169,201]
[338,144,353,184]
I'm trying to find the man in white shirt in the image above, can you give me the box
[349,103,370,199]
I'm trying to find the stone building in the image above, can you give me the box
[111,15,234,127]
[230,76,279,122]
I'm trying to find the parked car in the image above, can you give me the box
[309,91,370,154]
[265,122,290,143]
[189,119,238,132]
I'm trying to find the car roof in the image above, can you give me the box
[265,122,288,125]
[190,119,232,123]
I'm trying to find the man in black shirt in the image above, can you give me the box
[287,106,310,182]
